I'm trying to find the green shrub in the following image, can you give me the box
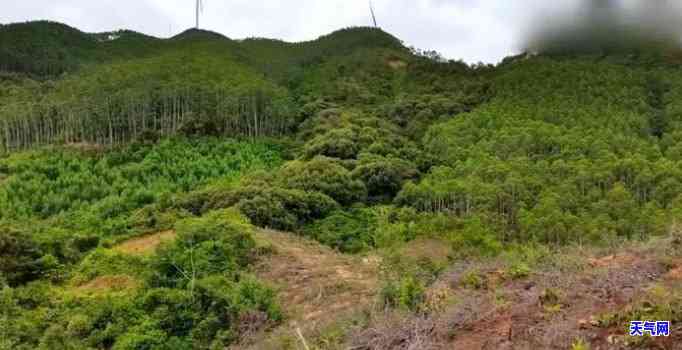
[378,250,443,312]
[195,274,281,323]
[22,208,281,350]
[112,320,169,350]
[506,262,531,280]
[0,226,48,286]
[460,270,485,290]
[571,338,591,350]
[304,208,376,253]
[150,209,255,288]
[381,275,425,311]
[450,216,502,257]
[372,206,419,248]
[351,154,418,201]
[279,156,367,205]
[73,249,147,283]
[141,275,280,348]
[235,187,338,230]
[302,128,365,160]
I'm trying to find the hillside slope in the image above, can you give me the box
[0,22,420,151]
[1,20,682,350]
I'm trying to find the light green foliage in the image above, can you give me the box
[401,58,682,246]
[379,251,443,312]
[0,138,279,288]
[571,338,591,350]
[506,262,531,280]
[380,275,425,311]
[0,138,280,223]
[371,206,419,248]
[460,270,485,290]
[1,208,280,349]
[150,209,255,288]
[72,248,146,283]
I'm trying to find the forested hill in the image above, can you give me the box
[0,20,407,78]
[2,20,682,349]
[0,21,417,151]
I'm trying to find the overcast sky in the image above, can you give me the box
[3,1,681,64]
[0,0,552,63]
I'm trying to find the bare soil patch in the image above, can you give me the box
[239,229,379,349]
[254,229,378,324]
[73,275,139,296]
[387,59,407,69]
[113,230,176,255]
[445,252,667,350]
[352,241,681,350]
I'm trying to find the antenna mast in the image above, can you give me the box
[369,0,378,27]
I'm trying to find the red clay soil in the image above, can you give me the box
[447,253,674,350]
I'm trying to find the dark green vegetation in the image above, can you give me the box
[2,19,682,349]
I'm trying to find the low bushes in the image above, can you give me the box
[304,208,376,253]
[0,226,59,286]
[1,209,281,349]
[279,156,367,205]
[150,209,256,288]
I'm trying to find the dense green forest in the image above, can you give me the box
[1,20,682,349]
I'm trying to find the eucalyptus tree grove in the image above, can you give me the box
[0,86,293,151]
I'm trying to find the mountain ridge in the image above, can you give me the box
[0,20,408,77]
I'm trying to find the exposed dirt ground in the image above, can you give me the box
[253,229,379,323]
[66,231,176,296]
[72,274,140,296]
[240,229,380,349]
[112,230,176,255]
[92,229,682,349]
[447,252,668,350]
[352,239,682,350]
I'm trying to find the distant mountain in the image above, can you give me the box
[0,21,407,78]
[171,28,230,41]
[0,21,98,75]
[0,21,428,150]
